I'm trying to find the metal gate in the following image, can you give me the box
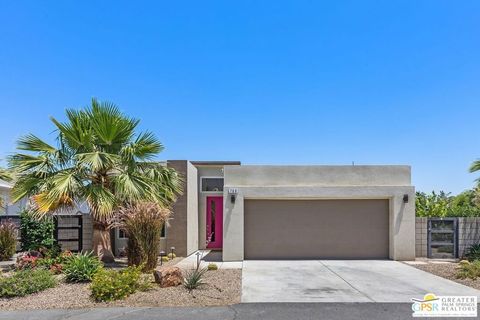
[54,215,83,252]
[0,214,83,252]
[427,218,458,259]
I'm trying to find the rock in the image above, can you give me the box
[153,267,183,287]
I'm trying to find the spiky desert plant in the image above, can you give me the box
[0,220,17,261]
[115,202,171,271]
[8,99,182,262]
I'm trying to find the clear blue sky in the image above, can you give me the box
[1,1,479,194]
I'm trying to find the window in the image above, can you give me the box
[201,177,224,192]
[118,229,128,239]
[160,224,166,238]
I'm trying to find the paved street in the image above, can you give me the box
[0,303,431,320]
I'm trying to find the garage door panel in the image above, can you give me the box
[244,199,389,259]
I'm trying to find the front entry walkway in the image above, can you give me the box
[175,250,243,270]
[242,260,480,303]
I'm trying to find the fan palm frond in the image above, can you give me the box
[9,99,182,223]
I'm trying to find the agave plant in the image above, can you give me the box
[8,99,182,261]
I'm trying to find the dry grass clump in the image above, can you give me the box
[115,202,171,271]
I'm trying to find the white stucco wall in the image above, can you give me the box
[222,165,415,261]
[0,184,27,215]
[186,161,199,255]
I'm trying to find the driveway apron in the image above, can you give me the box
[242,260,480,303]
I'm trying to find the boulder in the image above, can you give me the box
[153,266,183,288]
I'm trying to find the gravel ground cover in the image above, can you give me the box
[410,262,480,290]
[0,268,241,310]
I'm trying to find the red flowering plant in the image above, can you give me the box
[49,263,63,274]
[15,252,40,270]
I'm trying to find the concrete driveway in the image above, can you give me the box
[242,260,480,303]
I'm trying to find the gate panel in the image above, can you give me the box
[427,218,458,259]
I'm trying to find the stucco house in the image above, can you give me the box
[157,161,415,261]
[1,161,416,261]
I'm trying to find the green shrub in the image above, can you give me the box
[183,267,207,291]
[161,256,170,262]
[0,221,17,261]
[63,251,102,283]
[207,263,218,271]
[167,252,176,259]
[90,265,150,302]
[0,269,56,297]
[456,260,480,280]
[19,210,56,251]
[415,189,480,218]
[465,244,480,262]
[35,257,63,274]
[38,243,62,259]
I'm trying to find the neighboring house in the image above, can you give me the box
[133,161,415,261]
[0,179,92,252]
[0,179,26,215]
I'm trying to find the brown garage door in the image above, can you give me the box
[244,199,389,259]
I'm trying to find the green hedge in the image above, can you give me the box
[416,190,480,217]
[19,210,56,251]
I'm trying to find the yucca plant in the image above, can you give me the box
[114,202,170,271]
[183,267,207,291]
[8,99,182,262]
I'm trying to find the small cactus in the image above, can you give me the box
[207,263,218,271]
[459,260,471,266]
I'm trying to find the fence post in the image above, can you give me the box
[53,215,59,242]
[78,215,83,252]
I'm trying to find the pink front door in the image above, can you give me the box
[206,196,223,249]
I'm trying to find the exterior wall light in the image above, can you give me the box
[403,194,409,203]
[228,188,239,203]
[159,250,166,266]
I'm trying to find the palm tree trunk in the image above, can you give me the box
[92,221,115,263]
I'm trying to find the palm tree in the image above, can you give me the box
[0,168,11,182]
[469,160,480,206]
[8,99,182,262]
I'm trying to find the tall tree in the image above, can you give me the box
[9,99,182,261]
[470,160,480,205]
[0,168,11,182]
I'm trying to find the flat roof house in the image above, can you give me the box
[143,161,415,261]
[1,161,416,261]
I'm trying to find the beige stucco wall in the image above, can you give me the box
[196,166,224,250]
[223,165,415,261]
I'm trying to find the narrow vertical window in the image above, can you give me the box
[210,199,216,241]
